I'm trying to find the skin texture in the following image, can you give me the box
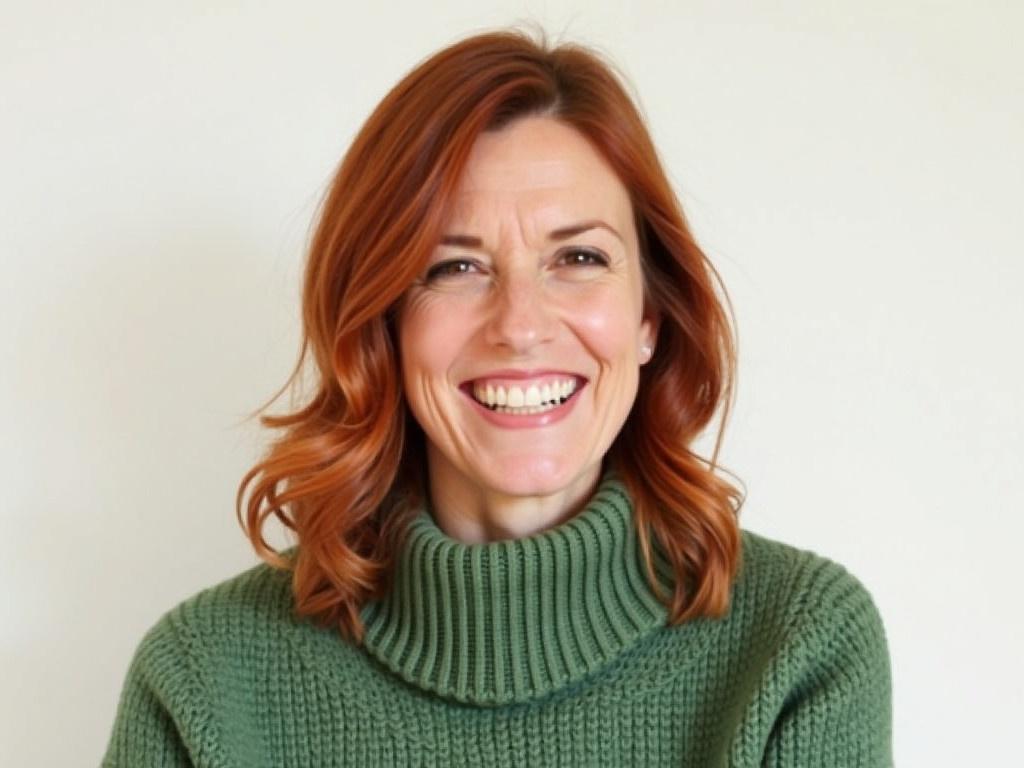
[397,116,659,543]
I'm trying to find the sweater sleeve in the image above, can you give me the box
[100,613,213,768]
[762,576,893,768]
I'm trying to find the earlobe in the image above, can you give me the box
[639,314,660,364]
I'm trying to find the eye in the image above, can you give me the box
[559,248,608,267]
[425,259,481,281]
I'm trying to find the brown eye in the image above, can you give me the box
[426,259,479,281]
[560,248,608,267]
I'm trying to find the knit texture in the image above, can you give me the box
[101,473,893,766]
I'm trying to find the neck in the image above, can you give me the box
[425,447,603,543]
[358,468,675,706]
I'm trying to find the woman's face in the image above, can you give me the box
[397,115,658,506]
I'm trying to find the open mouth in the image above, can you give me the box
[460,376,586,415]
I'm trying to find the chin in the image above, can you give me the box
[478,456,585,498]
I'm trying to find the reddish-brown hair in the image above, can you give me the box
[237,29,745,643]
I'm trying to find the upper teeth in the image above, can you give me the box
[472,378,578,408]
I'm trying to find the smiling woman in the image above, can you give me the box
[398,116,658,541]
[102,28,892,768]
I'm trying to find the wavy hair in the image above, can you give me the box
[237,28,745,643]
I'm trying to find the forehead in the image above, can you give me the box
[447,116,632,226]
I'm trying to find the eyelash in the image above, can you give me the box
[425,249,609,281]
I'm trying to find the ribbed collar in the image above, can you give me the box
[358,471,673,707]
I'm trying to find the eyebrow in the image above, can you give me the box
[439,219,622,248]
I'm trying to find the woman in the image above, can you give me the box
[102,29,892,767]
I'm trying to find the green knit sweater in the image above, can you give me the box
[101,474,892,766]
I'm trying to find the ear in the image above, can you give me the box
[639,307,661,363]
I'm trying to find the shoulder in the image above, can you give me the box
[133,554,297,670]
[738,527,883,614]
[735,527,889,662]
[105,557,303,765]
[732,530,893,761]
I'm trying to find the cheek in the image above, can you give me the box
[566,288,640,363]
[398,301,472,390]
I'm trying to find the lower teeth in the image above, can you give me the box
[481,396,569,415]
[496,403,556,415]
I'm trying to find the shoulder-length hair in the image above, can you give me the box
[237,29,745,643]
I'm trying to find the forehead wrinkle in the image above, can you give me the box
[514,196,540,254]
[445,196,628,261]
[446,191,550,255]
[446,150,632,256]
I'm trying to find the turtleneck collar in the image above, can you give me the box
[358,471,674,707]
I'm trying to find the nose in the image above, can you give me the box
[483,266,557,353]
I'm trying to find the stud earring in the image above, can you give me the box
[640,345,652,361]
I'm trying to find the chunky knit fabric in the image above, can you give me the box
[101,473,892,766]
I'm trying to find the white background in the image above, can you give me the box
[3,2,1021,765]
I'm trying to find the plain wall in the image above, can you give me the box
[2,2,1021,765]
